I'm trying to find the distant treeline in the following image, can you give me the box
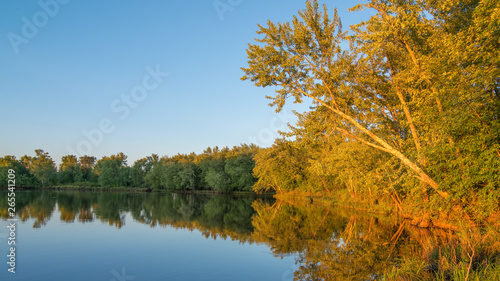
[0,144,259,192]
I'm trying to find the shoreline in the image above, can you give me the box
[0,185,275,197]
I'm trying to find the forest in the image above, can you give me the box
[0,145,259,193]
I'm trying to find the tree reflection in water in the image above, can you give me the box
[0,190,455,280]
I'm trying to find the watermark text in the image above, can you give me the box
[6,169,16,274]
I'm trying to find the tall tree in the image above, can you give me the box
[242,0,500,211]
[95,153,130,187]
[28,150,57,187]
[79,155,97,182]
[59,155,81,184]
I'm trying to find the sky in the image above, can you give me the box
[0,0,373,166]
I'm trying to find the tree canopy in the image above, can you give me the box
[243,0,499,223]
[0,145,260,193]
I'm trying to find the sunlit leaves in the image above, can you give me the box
[243,0,500,220]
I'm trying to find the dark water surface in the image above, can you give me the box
[0,190,442,280]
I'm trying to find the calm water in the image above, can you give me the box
[0,190,443,280]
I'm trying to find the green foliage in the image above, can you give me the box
[253,139,309,193]
[0,155,39,187]
[145,163,164,189]
[27,150,57,186]
[95,153,131,188]
[177,162,201,190]
[131,158,147,187]
[205,167,231,192]
[225,155,256,191]
[162,163,184,190]
[79,155,97,182]
[58,155,82,184]
[0,145,261,192]
[242,0,500,221]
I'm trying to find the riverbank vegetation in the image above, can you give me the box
[242,0,499,228]
[0,144,259,193]
[241,0,500,278]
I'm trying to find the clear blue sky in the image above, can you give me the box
[0,0,372,166]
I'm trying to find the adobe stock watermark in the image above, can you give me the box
[213,0,243,21]
[7,0,71,54]
[66,65,169,157]
[247,110,295,146]
[110,267,135,281]
[6,169,17,274]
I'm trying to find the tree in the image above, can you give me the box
[79,155,97,182]
[59,155,81,184]
[252,139,308,193]
[225,154,256,191]
[25,150,57,187]
[95,153,130,187]
[0,156,38,187]
[131,158,148,187]
[177,162,201,190]
[145,161,164,189]
[241,0,500,215]
[205,168,231,192]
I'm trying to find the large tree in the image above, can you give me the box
[95,153,130,187]
[242,0,499,212]
[26,150,57,187]
[79,155,97,182]
[59,155,82,184]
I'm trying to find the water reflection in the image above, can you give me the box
[0,191,265,242]
[252,199,454,280]
[0,191,452,280]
